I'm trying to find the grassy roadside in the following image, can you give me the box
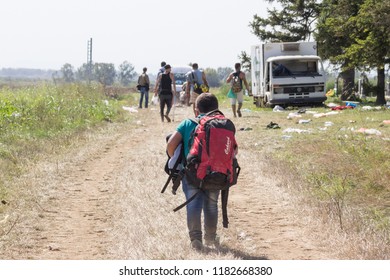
[241,97,389,258]
[0,83,131,210]
[273,108,390,258]
[213,85,390,258]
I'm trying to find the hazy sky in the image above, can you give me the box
[1,0,269,73]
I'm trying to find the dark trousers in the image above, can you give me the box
[159,94,172,120]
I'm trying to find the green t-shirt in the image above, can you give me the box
[176,115,204,157]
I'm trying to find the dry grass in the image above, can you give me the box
[259,106,390,259]
[105,107,263,260]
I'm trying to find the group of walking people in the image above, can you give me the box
[137,61,250,121]
[136,60,250,252]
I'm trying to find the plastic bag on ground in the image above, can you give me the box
[273,105,285,112]
[122,106,138,113]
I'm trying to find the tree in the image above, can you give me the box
[238,51,251,72]
[118,61,136,86]
[60,63,75,83]
[217,67,233,82]
[204,68,220,87]
[76,63,90,82]
[315,0,364,100]
[249,0,321,42]
[93,63,116,87]
[245,0,321,74]
[344,0,390,104]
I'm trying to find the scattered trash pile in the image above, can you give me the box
[269,102,390,140]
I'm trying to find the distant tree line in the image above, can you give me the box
[1,63,236,89]
[57,61,137,87]
[0,68,56,79]
[59,62,234,88]
[243,0,390,104]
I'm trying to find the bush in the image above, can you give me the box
[0,83,124,181]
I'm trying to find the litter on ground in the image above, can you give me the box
[362,106,382,111]
[122,106,138,113]
[273,105,285,112]
[313,111,340,118]
[298,119,311,124]
[324,121,334,127]
[266,122,281,129]
[327,102,339,108]
[331,105,354,111]
[287,112,302,119]
[283,128,311,134]
[345,101,358,107]
[356,128,382,136]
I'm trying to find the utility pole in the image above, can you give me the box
[87,38,93,84]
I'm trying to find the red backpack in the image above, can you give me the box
[170,110,240,228]
[185,110,238,190]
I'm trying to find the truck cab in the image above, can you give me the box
[251,42,327,107]
[171,66,192,93]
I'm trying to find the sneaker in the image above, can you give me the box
[164,114,171,123]
[190,239,203,251]
[204,236,220,247]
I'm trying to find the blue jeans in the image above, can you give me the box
[139,87,149,108]
[182,176,220,242]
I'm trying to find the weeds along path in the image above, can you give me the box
[1,104,335,259]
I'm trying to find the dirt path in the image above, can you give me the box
[1,105,335,260]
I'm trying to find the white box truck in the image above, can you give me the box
[251,42,327,107]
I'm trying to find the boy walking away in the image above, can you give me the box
[154,64,176,122]
[226,63,250,117]
[137,67,150,109]
[166,93,238,251]
[185,63,209,116]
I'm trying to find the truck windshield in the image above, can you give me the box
[272,60,322,78]
[174,73,187,85]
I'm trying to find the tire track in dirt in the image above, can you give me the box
[0,124,133,259]
[24,129,130,259]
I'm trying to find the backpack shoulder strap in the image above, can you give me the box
[173,189,201,212]
[221,189,229,228]
[189,117,199,124]
[205,109,224,117]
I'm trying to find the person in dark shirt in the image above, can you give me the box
[154,64,176,122]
